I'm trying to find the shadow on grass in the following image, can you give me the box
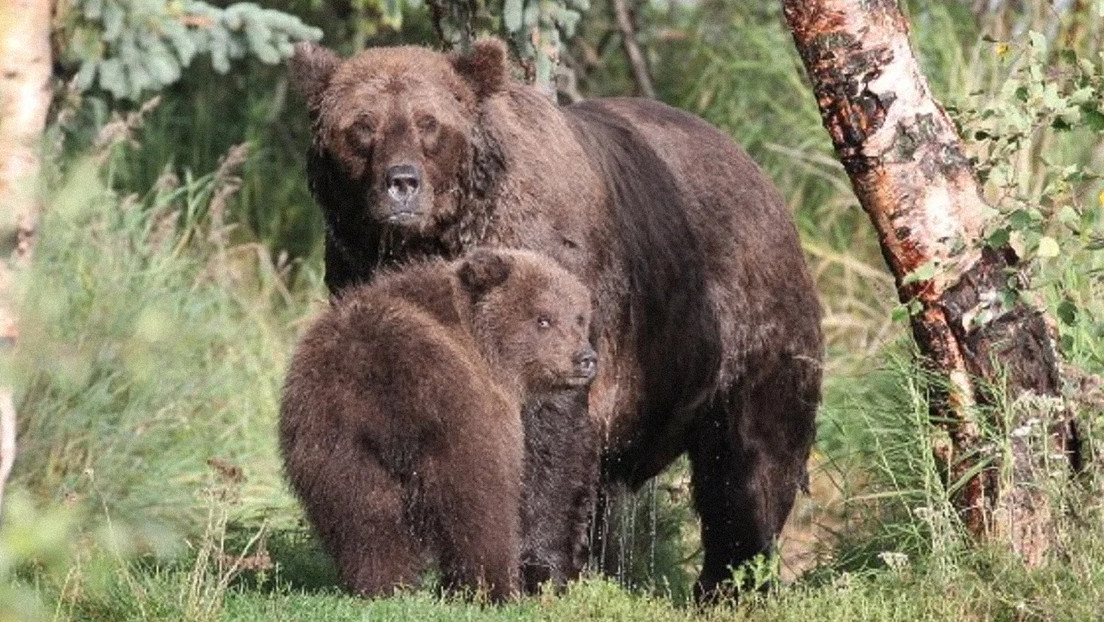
[224,523,345,595]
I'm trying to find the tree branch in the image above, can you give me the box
[611,0,656,99]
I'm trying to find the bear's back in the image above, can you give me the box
[280,263,515,469]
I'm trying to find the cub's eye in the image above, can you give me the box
[536,315,552,330]
[576,314,585,327]
[416,116,439,133]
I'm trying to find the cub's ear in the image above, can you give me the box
[450,39,509,99]
[289,42,340,110]
[458,250,512,297]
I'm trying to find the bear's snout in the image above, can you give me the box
[572,347,598,381]
[385,163,422,205]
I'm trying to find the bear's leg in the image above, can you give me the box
[520,390,598,594]
[433,448,522,602]
[328,459,423,598]
[688,360,819,602]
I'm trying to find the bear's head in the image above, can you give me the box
[289,39,509,236]
[457,249,597,396]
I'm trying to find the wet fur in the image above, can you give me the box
[279,249,596,601]
[291,39,823,599]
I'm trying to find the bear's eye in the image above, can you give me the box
[576,314,585,327]
[416,116,439,133]
[351,117,374,133]
[536,315,553,330]
[347,118,375,149]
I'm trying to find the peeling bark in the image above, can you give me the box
[0,0,53,513]
[782,0,1075,557]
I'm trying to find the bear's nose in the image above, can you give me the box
[386,164,421,202]
[573,347,598,379]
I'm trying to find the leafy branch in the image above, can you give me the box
[56,0,323,100]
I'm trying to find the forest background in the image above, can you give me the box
[3,1,1104,620]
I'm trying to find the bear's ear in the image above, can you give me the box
[458,250,512,298]
[289,42,340,110]
[450,39,509,99]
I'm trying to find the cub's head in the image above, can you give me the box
[456,249,597,396]
[290,39,509,235]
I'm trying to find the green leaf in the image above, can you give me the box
[1036,236,1060,258]
[902,261,938,285]
[523,3,540,28]
[892,299,923,322]
[98,57,127,98]
[1009,230,1027,259]
[254,42,281,65]
[1060,333,1075,352]
[146,50,181,85]
[503,0,523,32]
[1041,83,1064,109]
[1069,86,1095,105]
[383,0,403,22]
[1051,117,1073,131]
[891,305,911,323]
[127,57,153,96]
[165,22,198,65]
[1083,108,1104,132]
[987,227,1010,249]
[1009,209,1040,231]
[1057,205,1080,226]
[223,5,245,30]
[83,0,104,20]
[102,1,126,42]
[75,60,98,91]
[1028,30,1047,54]
[1057,300,1078,326]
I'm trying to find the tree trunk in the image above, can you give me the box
[0,0,54,513]
[781,0,1076,562]
[427,0,478,52]
[610,0,656,99]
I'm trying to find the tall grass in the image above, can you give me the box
[11,149,318,531]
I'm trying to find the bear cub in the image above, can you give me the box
[279,248,597,601]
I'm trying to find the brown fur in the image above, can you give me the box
[279,248,596,601]
[290,38,824,599]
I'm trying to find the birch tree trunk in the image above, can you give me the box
[781,0,1077,562]
[0,0,54,513]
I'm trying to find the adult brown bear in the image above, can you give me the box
[289,39,823,599]
[279,249,598,601]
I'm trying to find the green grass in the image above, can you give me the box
[10,156,316,530]
[30,527,1104,621]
